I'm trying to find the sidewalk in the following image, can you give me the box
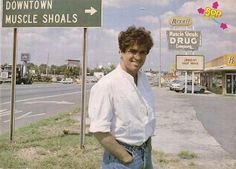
[151,87,236,169]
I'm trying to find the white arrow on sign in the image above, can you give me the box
[85,6,97,16]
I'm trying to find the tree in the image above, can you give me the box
[57,65,67,75]
[39,64,47,75]
[27,63,38,74]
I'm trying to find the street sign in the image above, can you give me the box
[2,0,102,27]
[166,30,201,51]
[176,55,204,71]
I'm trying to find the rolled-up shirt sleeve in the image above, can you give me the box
[88,83,113,133]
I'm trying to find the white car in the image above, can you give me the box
[169,80,184,90]
[60,78,73,84]
[174,81,206,93]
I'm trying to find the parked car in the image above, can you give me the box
[60,78,73,84]
[169,80,184,90]
[174,81,206,93]
[91,77,98,83]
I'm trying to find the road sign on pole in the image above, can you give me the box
[3,0,102,144]
[2,0,102,27]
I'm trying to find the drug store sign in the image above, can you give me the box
[166,30,201,51]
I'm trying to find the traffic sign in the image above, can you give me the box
[2,0,102,27]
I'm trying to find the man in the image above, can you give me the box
[88,26,156,169]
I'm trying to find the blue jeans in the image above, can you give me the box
[102,141,153,169]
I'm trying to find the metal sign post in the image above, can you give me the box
[192,71,195,94]
[10,28,17,141]
[80,28,88,149]
[185,71,188,93]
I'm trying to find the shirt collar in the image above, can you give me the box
[116,64,142,83]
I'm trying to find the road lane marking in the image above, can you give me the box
[16,112,32,120]
[0,91,82,106]
[0,83,73,90]
[24,100,74,105]
[27,113,46,117]
[0,109,8,113]
[3,112,46,123]
[3,111,32,123]
[0,110,23,117]
[0,111,10,117]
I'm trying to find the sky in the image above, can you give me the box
[0,0,236,71]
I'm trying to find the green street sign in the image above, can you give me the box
[2,0,102,27]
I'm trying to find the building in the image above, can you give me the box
[201,54,236,95]
[66,59,80,68]
[0,64,12,83]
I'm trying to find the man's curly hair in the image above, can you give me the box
[118,26,154,54]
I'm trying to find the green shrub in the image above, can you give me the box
[178,151,197,159]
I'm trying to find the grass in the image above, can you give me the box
[178,150,198,160]
[152,150,201,169]
[0,108,103,169]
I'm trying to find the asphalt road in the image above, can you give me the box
[190,94,236,158]
[153,87,236,159]
[0,83,93,134]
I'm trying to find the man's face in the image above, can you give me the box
[120,44,148,77]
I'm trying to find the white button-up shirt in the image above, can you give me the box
[88,64,156,146]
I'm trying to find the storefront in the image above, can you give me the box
[201,54,236,95]
[226,73,236,94]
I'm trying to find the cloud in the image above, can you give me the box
[137,15,159,24]
[103,0,124,8]
[136,11,176,27]
[1,28,86,65]
[176,1,202,16]
[227,24,236,34]
[219,0,236,14]
[142,0,175,6]
[175,1,236,32]
[160,11,176,19]
[102,28,119,38]
[104,0,175,8]
[199,28,236,60]
[160,11,177,26]
[19,31,48,44]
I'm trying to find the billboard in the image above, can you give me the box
[176,55,204,71]
[166,30,201,51]
[66,59,80,68]
[21,53,30,61]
